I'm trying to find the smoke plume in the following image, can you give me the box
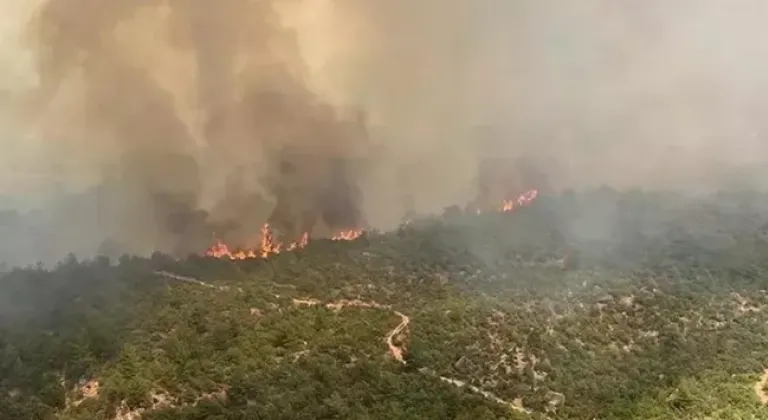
[1,0,768,265]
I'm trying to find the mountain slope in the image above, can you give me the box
[3,189,768,419]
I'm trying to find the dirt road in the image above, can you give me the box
[385,311,410,363]
[162,274,531,415]
[755,368,768,404]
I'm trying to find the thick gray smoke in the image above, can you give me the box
[0,0,371,264]
[1,0,768,265]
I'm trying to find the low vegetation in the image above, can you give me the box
[2,188,768,419]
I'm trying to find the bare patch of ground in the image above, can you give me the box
[755,368,768,404]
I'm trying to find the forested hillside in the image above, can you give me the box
[3,188,768,419]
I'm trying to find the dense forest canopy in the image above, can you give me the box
[2,188,768,419]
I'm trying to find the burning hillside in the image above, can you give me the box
[5,0,545,268]
[204,189,538,261]
[204,224,363,261]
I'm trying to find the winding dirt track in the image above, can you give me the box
[435,375,529,413]
[291,298,409,363]
[310,299,529,414]
[292,297,531,414]
[386,311,410,363]
[157,271,530,415]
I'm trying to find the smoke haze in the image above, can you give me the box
[1,0,768,265]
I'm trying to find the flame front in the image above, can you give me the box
[286,232,310,251]
[259,223,280,258]
[204,188,539,260]
[205,224,356,260]
[501,189,539,212]
[331,229,363,241]
[205,239,233,259]
[204,239,258,260]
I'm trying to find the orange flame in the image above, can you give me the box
[204,239,258,260]
[259,223,280,258]
[204,188,538,260]
[501,189,539,212]
[205,239,232,259]
[331,229,363,241]
[205,224,362,260]
[286,232,310,251]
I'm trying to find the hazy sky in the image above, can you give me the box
[2,0,768,264]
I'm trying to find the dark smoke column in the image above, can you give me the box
[265,132,370,241]
[167,0,373,243]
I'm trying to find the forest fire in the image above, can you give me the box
[204,189,539,261]
[331,229,363,241]
[502,189,539,212]
[205,224,351,260]
[204,240,255,260]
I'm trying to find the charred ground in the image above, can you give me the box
[2,188,768,419]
